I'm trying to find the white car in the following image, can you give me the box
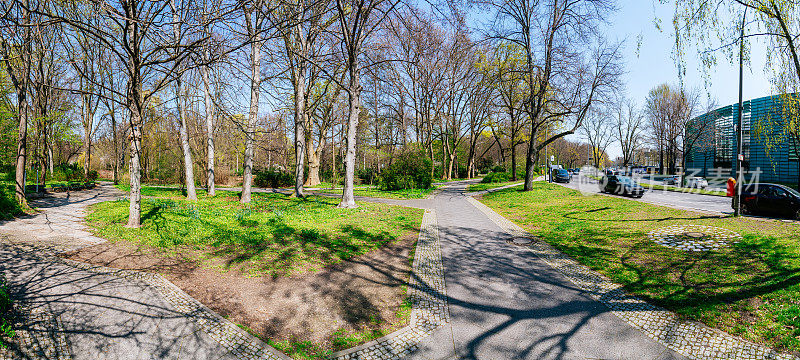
[685,177,709,189]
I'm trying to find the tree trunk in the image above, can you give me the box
[511,140,517,181]
[126,106,143,228]
[201,59,215,196]
[339,67,360,209]
[176,82,197,200]
[47,139,53,175]
[15,95,28,206]
[83,95,92,180]
[172,0,197,200]
[293,66,306,197]
[241,26,260,203]
[523,140,539,191]
[111,112,118,184]
[305,137,321,186]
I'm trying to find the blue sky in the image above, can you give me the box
[592,1,773,157]
[459,0,775,158]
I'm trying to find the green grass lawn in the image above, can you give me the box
[114,184,213,198]
[467,181,523,192]
[313,187,434,200]
[480,183,800,353]
[89,186,423,277]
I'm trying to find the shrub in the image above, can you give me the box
[481,172,510,183]
[253,168,294,188]
[0,273,13,349]
[357,168,377,185]
[378,152,432,190]
[52,163,84,182]
[0,184,22,220]
[87,170,98,181]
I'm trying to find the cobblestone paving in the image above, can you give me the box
[467,196,797,360]
[330,210,450,360]
[649,225,742,251]
[0,303,70,360]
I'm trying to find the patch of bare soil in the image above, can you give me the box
[63,232,417,354]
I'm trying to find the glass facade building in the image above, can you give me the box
[685,94,799,184]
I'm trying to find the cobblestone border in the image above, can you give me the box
[0,304,70,360]
[329,210,450,360]
[466,196,796,360]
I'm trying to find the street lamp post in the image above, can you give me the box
[734,7,747,217]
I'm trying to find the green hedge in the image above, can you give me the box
[378,152,432,191]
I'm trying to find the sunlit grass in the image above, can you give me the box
[466,181,523,192]
[313,187,433,200]
[89,186,423,277]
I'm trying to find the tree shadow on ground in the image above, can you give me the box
[0,242,229,360]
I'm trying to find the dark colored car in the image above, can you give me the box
[600,175,645,198]
[552,169,572,183]
[738,183,800,219]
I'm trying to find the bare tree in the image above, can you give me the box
[481,0,622,190]
[612,97,645,167]
[0,0,34,206]
[332,0,400,208]
[582,110,613,169]
[240,0,265,203]
[38,0,209,227]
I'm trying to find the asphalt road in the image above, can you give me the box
[558,174,733,214]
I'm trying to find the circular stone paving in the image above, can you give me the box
[648,225,742,252]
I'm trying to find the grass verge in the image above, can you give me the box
[467,181,523,192]
[313,187,433,200]
[479,182,800,353]
[91,186,422,277]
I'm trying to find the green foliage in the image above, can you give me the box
[481,172,510,183]
[356,168,378,185]
[253,168,294,188]
[0,184,22,220]
[481,182,800,353]
[52,163,87,182]
[377,152,432,191]
[0,273,14,349]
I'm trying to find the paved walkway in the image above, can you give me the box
[408,182,687,360]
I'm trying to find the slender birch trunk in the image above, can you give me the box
[173,0,197,200]
[242,15,261,203]
[339,66,360,208]
[201,50,215,196]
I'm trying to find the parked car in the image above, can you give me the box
[571,168,580,175]
[552,169,572,183]
[663,175,680,185]
[738,183,800,219]
[685,177,709,189]
[600,175,645,198]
